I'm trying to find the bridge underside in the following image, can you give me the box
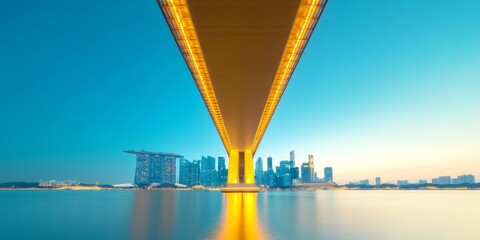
[158,0,327,192]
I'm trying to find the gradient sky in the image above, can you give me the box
[1,0,479,184]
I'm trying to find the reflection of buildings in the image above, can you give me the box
[124,150,183,186]
[131,191,223,239]
[211,193,269,240]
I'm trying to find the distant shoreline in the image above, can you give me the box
[1,181,479,191]
[1,187,479,191]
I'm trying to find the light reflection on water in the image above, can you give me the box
[211,193,270,240]
[1,190,479,239]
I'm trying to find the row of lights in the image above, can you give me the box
[159,0,327,155]
[251,0,327,153]
[159,0,233,153]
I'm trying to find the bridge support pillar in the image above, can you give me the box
[222,149,259,193]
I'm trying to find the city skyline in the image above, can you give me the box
[1,0,479,184]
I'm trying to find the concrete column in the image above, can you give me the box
[223,149,259,192]
[227,150,239,184]
[244,150,254,184]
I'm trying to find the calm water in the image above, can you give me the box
[0,190,478,240]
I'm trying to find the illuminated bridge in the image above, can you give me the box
[158,0,327,192]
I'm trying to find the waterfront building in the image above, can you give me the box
[282,173,292,187]
[432,178,440,184]
[255,157,264,185]
[324,167,333,182]
[191,160,201,186]
[290,167,299,182]
[308,154,315,182]
[125,150,183,186]
[201,156,217,187]
[419,179,427,184]
[452,178,459,184]
[218,157,226,170]
[359,179,370,185]
[438,176,452,185]
[267,157,273,171]
[217,157,227,186]
[179,158,192,186]
[289,150,295,169]
[301,163,312,183]
[375,177,381,186]
[397,180,409,186]
[457,174,475,184]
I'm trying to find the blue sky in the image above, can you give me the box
[1,0,479,184]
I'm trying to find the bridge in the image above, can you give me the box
[158,0,327,192]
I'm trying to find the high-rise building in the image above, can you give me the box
[289,150,295,168]
[432,178,440,184]
[359,179,370,185]
[324,167,333,182]
[397,180,408,186]
[179,158,192,186]
[217,157,227,186]
[418,179,427,184]
[191,160,201,186]
[438,176,452,185]
[308,154,315,182]
[267,157,273,171]
[301,163,312,182]
[290,167,299,182]
[218,157,226,170]
[457,174,475,184]
[125,150,183,186]
[375,177,381,186]
[201,156,217,187]
[279,160,290,175]
[282,173,292,187]
[255,157,264,185]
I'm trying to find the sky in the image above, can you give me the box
[0,0,479,184]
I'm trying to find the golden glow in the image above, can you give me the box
[244,150,254,184]
[211,193,270,240]
[227,150,239,184]
[159,0,232,153]
[251,0,327,153]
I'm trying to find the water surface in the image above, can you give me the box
[0,190,478,239]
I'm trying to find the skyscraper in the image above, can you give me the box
[218,157,226,171]
[438,176,452,185]
[255,157,264,185]
[179,158,192,186]
[267,157,273,171]
[217,157,227,186]
[290,167,299,184]
[457,174,475,184]
[301,163,312,183]
[125,150,183,186]
[324,167,333,182]
[289,150,295,169]
[375,177,381,186]
[308,154,315,182]
[191,160,201,186]
[200,156,217,187]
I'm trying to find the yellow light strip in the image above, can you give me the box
[158,0,232,153]
[251,0,327,153]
